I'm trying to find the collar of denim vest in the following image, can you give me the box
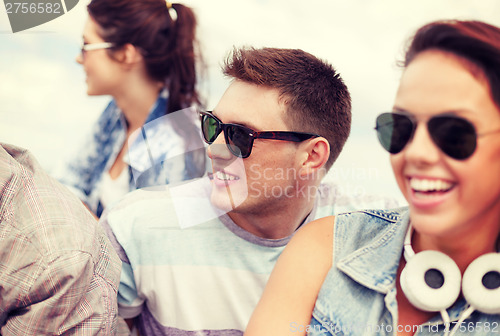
[120,88,168,169]
[336,209,410,294]
[109,87,168,127]
[145,88,169,124]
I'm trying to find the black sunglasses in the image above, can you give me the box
[200,111,320,158]
[375,112,500,160]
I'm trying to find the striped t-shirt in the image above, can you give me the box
[101,176,397,335]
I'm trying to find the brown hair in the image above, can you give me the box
[404,20,500,110]
[87,0,203,113]
[223,47,351,170]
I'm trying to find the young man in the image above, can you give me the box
[0,143,122,334]
[101,47,396,335]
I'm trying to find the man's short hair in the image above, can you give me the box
[223,47,351,170]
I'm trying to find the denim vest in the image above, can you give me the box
[308,208,500,335]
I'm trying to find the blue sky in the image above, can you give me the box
[1,0,499,203]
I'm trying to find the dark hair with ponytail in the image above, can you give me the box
[87,0,203,113]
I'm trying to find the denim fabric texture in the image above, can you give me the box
[57,90,206,217]
[307,208,500,335]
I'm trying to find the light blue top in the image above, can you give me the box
[308,208,500,335]
[56,90,206,217]
[100,176,398,336]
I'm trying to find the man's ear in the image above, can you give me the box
[297,137,330,178]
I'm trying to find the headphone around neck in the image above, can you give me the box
[400,225,500,335]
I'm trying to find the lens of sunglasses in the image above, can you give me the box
[201,114,220,143]
[375,113,414,154]
[428,115,477,160]
[225,125,251,158]
[375,113,478,160]
[201,113,251,158]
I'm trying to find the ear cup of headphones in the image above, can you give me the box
[462,253,500,314]
[400,250,462,312]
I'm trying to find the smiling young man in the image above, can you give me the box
[100,47,397,335]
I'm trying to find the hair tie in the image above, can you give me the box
[166,1,177,21]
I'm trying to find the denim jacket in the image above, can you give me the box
[308,208,500,335]
[57,90,206,217]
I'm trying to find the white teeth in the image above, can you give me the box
[215,171,238,181]
[410,178,453,192]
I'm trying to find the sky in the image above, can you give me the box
[1,0,499,203]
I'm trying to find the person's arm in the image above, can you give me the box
[244,216,335,336]
[1,250,119,335]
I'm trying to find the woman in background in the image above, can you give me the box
[58,0,206,218]
[245,19,500,335]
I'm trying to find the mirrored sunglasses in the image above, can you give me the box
[200,111,320,158]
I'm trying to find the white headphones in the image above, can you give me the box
[400,224,500,335]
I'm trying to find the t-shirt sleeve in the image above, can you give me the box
[100,209,145,319]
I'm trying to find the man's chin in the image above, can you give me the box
[209,186,247,213]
